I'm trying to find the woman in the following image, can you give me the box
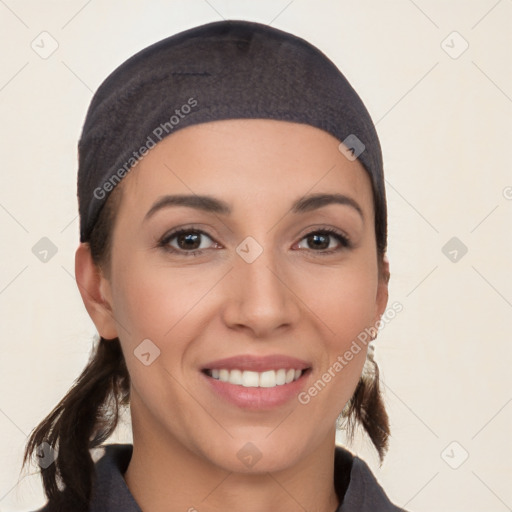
[23,19,407,512]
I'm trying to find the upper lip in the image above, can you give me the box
[202,354,311,372]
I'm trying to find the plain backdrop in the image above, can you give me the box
[1,1,511,511]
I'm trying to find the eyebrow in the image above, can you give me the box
[144,192,364,222]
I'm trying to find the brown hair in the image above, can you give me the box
[22,185,130,511]
[339,344,390,461]
[22,180,390,511]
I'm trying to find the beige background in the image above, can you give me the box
[1,1,511,511]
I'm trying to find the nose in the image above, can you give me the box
[221,241,301,338]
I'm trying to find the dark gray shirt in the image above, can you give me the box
[32,443,408,512]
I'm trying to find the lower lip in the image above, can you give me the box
[201,370,311,410]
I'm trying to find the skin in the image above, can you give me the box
[75,119,389,512]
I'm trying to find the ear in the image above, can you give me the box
[374,254,390,328]
[75,243,118,340]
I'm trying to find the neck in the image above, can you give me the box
[123,396,341,512]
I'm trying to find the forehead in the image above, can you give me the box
[121,118,373,213]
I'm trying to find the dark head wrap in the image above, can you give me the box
[77,19,386,250]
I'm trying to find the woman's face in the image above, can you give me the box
[96,118,388,472]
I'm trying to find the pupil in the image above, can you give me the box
[310,234,328,250]
[179,233,200,249]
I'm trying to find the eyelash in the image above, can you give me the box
[157,226,352,257]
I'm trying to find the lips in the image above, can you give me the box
[200,354,312,409]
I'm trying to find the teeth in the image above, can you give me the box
[259,370,275,388]
[229,369,243,385]
[208,368,305,388]
[276,369,286,385]
[242,370,259,387]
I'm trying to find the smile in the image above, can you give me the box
[200,354,312,409]
[204,368,305,388]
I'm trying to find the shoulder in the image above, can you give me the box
[24,444,138,512]
[335,446,410,512]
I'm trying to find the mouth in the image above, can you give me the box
[202,367,308,388]
[200,354,312,409]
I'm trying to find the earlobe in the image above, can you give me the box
[74,243,118,340]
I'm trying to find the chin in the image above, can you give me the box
[196,432,307,475]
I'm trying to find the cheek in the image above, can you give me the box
[112,255,203,342]
[296,263,377,409]
[110,255,221,389]
[110,258,202,413]
[300,260,379,343]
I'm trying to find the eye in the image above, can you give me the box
[296,228,351,254]
[158,228,217,256]
[158,226,351,257]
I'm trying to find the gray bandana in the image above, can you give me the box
[77,19,384,242]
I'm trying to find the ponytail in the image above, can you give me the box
[338,347,390,462]
[22,184,129,510]
[22,336,129,511]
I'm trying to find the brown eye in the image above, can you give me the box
[297,228,351,253]
[175,232,202,250]
[159,228,216,256]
